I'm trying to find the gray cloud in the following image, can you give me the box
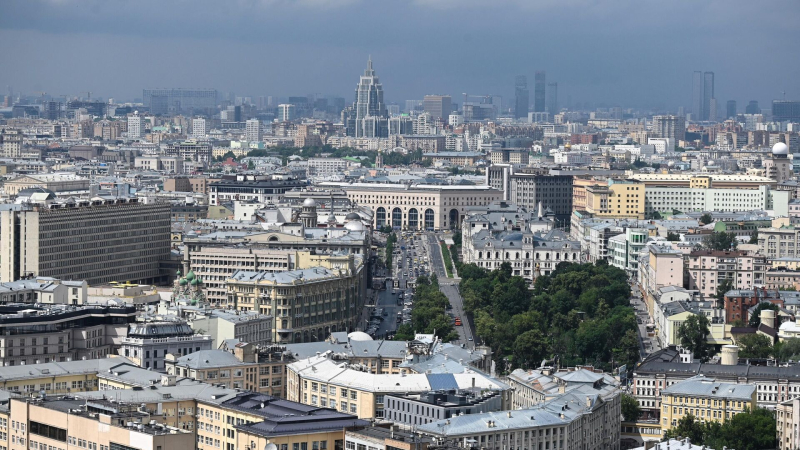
[0,0,798,110]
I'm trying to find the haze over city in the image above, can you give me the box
[1,0,799,109]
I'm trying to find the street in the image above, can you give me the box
[630,289,661,358]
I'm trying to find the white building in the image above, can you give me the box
[278,104,296,122]
[647,138,674,154]
[644,185,789,217]
[245,118,261,142]
[127,112,142,139]
[307,157,349,176]
[192,117,207,138]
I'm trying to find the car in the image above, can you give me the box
[468,337,473,341]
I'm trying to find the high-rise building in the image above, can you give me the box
[773,101,800,122]
[703,71,715,120]
[423,95,452,124]
[142,88,217,115]
[726,100,737,119]
[354,57,387,137]
[191,117,206,138]
[0,198,170,285]
[746,100,760,114]
[0,128,22,158]
[246,118,261,142]
[692,71,703,120]
[278,104,296,122]
[534,71,546,112]
[514,76,529,119]
[651,115,686,144]
[546,82,558,114]
[127,112,142,139]
[709,97,718,121]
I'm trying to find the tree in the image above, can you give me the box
[715,279,734,307]
[512,329,549,369]
[706,407,777,450]
[779,338,800,361]
[748,230,759,244]
[677,314,711,361]
[703,231,738,251]
[666,231,680,241]
[621,393,641,422]
[613,329,641,372]
[699,213,713,225]
[247,160,255,170]
[748,302,779,328]
[737,333,773,359]
[662,414,705,443]
[393,323,414,341]
[651,211,662,220]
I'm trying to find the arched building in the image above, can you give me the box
[322,183,503,230]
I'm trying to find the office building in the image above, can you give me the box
[514,76,529,119]
[187,310,274,348]
[660,375,756,430]
[703,71,715,120]
[486,166,573,220]
[118,320,213,370]
[142,88,217,115]
[534,71,546,112]
[417,390,620,450]
[347,57,388,137]
[726,100,737,119]
[191,117,206,138]
[0,303,136,366]
[384,390,503,428]
[547,81,558,114]
[773,100,800,122]
[692,71,703,120]
[651,115,685,143]
[245,118,261,142]
[746,100,760,114]
[423,95,452,124]
[0,198,171,285]
[208,177,307,206]
[225,261,365,344]
[0,128,22,158]
[278,104,296,122]
[286,353,510,420]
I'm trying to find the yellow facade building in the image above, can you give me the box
[583,179,645,219]
[660,375,756,430]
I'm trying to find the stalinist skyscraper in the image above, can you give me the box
[343,57,389,137]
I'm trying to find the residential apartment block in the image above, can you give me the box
[686,250,766,300]
[660,375,756,430]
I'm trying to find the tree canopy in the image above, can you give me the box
[703,231,738,251]
[748,302,779,328]
[663,409,776,450]
[677,315,711,362]
[737,333,773,359]
[699,213,713,225]
[460,261,636,373]
[405,275,458,342]
[621,393,641,422]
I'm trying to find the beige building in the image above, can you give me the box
[0,129,23,158]
[686,250,766,299]
[584,179,645,219]
[489,149,529,165]
[3,174,89,196]
[0,198,171,285]
[165,343,291,397]
[324,182,502,230]
[777,397,800,450]
[628,173,777,189]
[660,375,756,430]
[423,152,482,167]
[163,177,209,194]
[759,225,800,259]
[226,262,364,344]
[287,353,511,420]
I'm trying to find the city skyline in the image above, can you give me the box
[1,0,799,110]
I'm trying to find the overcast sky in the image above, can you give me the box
[1,0,798,111]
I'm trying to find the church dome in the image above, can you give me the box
[185,270,195,281]
[345,220,365,231]
[179,278,188,286]
[345,212,361,221]
[773,142,789,155]
[303,198,317,207]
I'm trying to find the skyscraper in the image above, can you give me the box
[278,104,296,122]
[534,71,546,112]
[354,57,387,137]
[745,101,760,115]
[514,76,529,119]
[546,82,558,114]
[692,71,703,120]
[703,71,715,120]
[423,95,452,124]
[127,112,142,139]
[726,100,737,119]
[143,88,217,115]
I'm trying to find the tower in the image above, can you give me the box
[546,82,558,114]
[514,75,529,119]
[703,71,715,120]
[354,57,387,137]
[534,71,546,112]
[692,71,703,120]
[299,198,318,228]
[726,100,737,119]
